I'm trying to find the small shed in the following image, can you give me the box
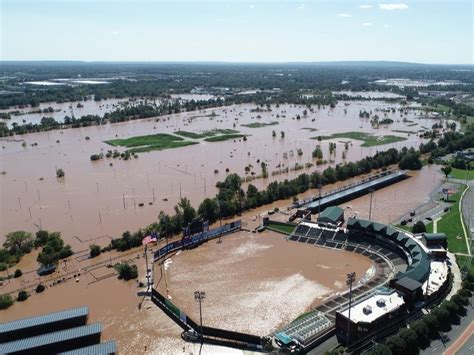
[318,206,344,225]
[422,233,448,249]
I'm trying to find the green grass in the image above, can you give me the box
[266,222,296,235]
[311,132,407,147]
[105,133,197,153]
[204,134,247,142]
[436,189,468,254]
[241,121,279,128]
[174,129,238,139]
[449,166,474,181]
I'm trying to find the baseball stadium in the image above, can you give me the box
[148,170,452,354]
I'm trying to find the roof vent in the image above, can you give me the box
[376,299,386,307]
[363,306,372,315]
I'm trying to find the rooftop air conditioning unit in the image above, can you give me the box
[363,306,372,315]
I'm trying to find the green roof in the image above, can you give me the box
[318,206,344,223]
[423,233,447,241]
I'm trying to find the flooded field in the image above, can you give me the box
[0,101,443,248]
[0,97,162,127]
[158,230,372,335]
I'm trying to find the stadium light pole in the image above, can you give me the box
[194,290,206,355]
[368,188,375,220]
[346,272,356,347]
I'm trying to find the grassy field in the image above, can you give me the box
[105,133,197,153]
[436,188,468,254]
[241,121,279,128]
[266,222,296,235]
[174,129,238,139]
[456,255,473,273]
[449,166,474,181]
[312,132,407,147]
[204,134,247,142]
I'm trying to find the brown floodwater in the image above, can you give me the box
[0,101,444,249]
[157,230,372,336]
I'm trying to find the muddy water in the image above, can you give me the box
[158,230,372,336]
[0,97,162,127]
[0,101,441,248]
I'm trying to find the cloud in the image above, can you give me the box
[359,5,373,9]
[111,31,120,36]
[338,13,352,17]
[362,22,373,27]
[378,3,408,11]
[249,4,255,9]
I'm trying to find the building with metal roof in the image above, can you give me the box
[59,340,117,354]
[1,323,102,354]
[0,306,88,343]
[317,206,344,225]
[0,307,116,354]
[422,233,448,249]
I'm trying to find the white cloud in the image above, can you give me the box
[362,22,373,27]
[111,31,120,36]
[359,5,373,9]
[338,13,352,17]
[249,4,255,9]
[378,3,408,11]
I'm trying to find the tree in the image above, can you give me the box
[89,244,101,258]
[115,263,138,281]
[0,294,14,309]
[14,269,22,278]
[17,290,29,302]
[36,284,45,293]
[441,165,452,178]
[399,152,422,170]
[176,197,196,227]
[34,230,49,248]
[410,319,430,346]
[158,211,173,238]
[412,221,426,234]
[198,198,219,223]
[3,231,33,255]
[56,168,65,178]
[422,313,439,338]
[37,232,73,266]
[385,336,406,354]
[361,344,392,355]
[399,328,418,353]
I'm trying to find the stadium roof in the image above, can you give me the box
[1,323,101,354]
[59,340,117,354]
[0,306,88,334]
[395,276,423,292]
[318,206,344,224]
[423,233,447,241]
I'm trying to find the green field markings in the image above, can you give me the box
[241,121,279,128]
[104,133,198,153]
[174,129,238,139]
[311,131,407,147]
[204,133,247,142]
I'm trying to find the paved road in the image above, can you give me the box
[420,295,474,355]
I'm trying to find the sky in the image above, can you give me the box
[0,0,472,64]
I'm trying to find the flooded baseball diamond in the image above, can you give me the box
[0,99,446,248]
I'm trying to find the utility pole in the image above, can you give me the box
[346,272,356,347]
[368,188,375,220]
[194,290,206,355]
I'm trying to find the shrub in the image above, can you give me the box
[399,328,418,353]
[17,290,28,302]
[36,284,45,293]
[115,263,138,281]
[361,343,392,355]
[90,244,101,258]
[0,294,14,309]
[412,221,426,234]
[13,269,22,278]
